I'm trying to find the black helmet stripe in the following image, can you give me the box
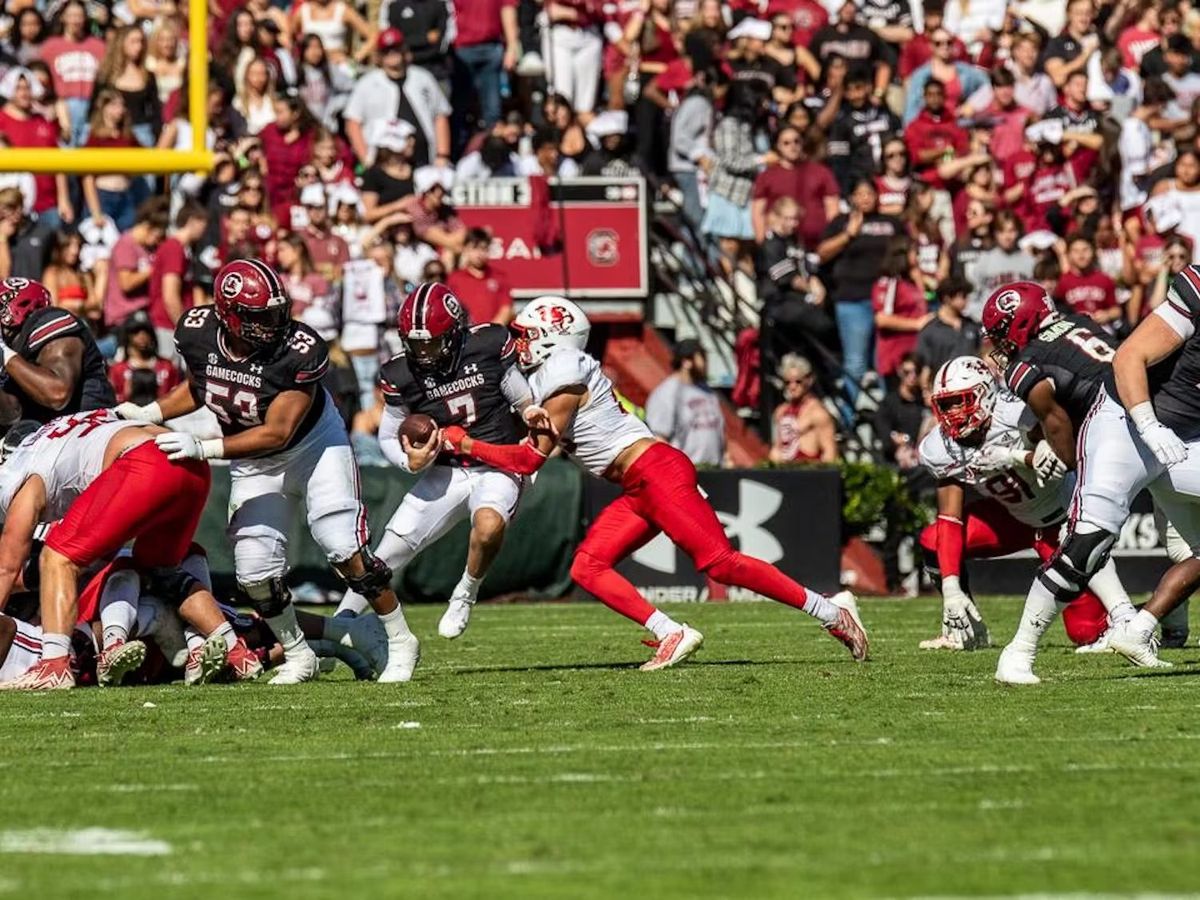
[413,281,434,333]
[244,258,287,303]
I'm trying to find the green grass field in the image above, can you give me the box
[1,597,1198,900]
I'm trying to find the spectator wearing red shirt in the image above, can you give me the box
[964,67,1033,162]
[1018,139,1077,234]
[38,0,107,145]
[751,125,840,248]
[149,202,208,356]
[904,79,969,190]
[872,236,932,384]
[1118,1,1163,69]
[767,0,828,53]
[447,227,513,325]
[0,67,70,224]
[451,0,519,137]
[295,184,351,286]
[898,4,966,79]
[398,166,467,259]
[1056,233,1122,327]
[109,311,182,405]
[1045,71,1103,184]
[104,197,169,329]
[259,95,317,207]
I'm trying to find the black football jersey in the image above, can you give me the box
[1150,275,1200,439]
[4,307,115,423]
[174,305,330,449]
[1004,313,1117,431]
[380,323,523,466]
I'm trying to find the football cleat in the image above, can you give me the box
[1108,619,1172,669]
[438,599,473,640]
[184,635,229,686]
[0,656,75,690]
[640,625,704,671]
[995,645,1040,685]
[97,639,147,687]
[377,633,421,683]
[268,648,321,685]
[825,591,869,661]
[226,637,263,681]
[1074,628,1114,654]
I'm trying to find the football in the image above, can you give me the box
[400,413,437,445]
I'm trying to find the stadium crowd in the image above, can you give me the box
[0,0,1195,468]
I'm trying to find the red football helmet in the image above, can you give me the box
[981,281,1055,365]
[0,277,51,335]
[398,281,466,371]
[213,259,292,347]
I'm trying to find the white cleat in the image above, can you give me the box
[268,648,321,685]
[1075,628,1113,654]
[438,599,473,640]
[640,625,704,671]
[377,634,421,683]
[826,590,869,661]
[1108,619,1172,669]
[995,645,1040,685]
[184,635,228,686]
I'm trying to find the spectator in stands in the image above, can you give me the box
[361,122,415,223]
[104,196,168,332]
[768,353,837,464]
[291,0,376,67]
[916,276,980,380]
[233,57,277,135]
[297,183,351,285]
[146,17,186,105]
[277,233,333,320]
[542,0,604,118]
[259,95,318,207]
[82,89,147,231]
[1044,70,1103,182]
[0,67,69,226]
[96,24,161,148]
[646,338,726,467]
[582,109,637,176]
[668,67,714,230]
[457,133,521,179]
[1150,149,1200,261]
[903,180,950,293]
[872,236,933,388]
[40,0,106,145]
[214,8,260,84]
[0,185,54,280]
[1043,0,1101,89]
[398,166,465,261]
[904,79,969,190]
[108,310,182,405]
[971,209,1035,316]
[684,0,728,74]
[1056,232,1122,328]
[447,227,513,325]
[900,4,964,80]
[1120,79,1175,213]
[296,35,355,131]
[391,222,439,288]
[822,69,899,194]
[343,28,451,167]
[451,0,520,140]
[903,29,988,124]
[381,0,447,80]
[810,0,891,98]
[875,136,911,217]
[522,124,580,178]
[702,81,767,273]
[1145,236,1191,310]
[8,9,46,69]
[148,202,208,357]
[751,124,839,248]
[818,177,903,406]
[42,230,97,322]
[960,67,1034,162]
[874,352,928,471]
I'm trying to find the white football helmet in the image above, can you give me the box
[512,295,590,370]
[930,356,998,441]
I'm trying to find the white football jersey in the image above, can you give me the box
[918,393,1067,527]
[0,411,143,522]
[528,347,653,477]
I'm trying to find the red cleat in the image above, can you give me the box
[226,637,263,681]
[97,639,147,687]
[0,656,75,690]
[184,635,227,686]
[640,625,704,671]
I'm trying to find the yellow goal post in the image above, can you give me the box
[0,0,211,175]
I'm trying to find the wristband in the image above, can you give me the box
[1129,401,1159,432]
[200,439,225,460]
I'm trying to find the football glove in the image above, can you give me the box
[1130,402,1187,467]
[155,431,223,461]
[941,576,989,651]
[1031,440,1067,486]
[114,401,164,424]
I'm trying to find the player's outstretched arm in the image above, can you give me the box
[1024,380,1078,470]
[0,337,83,412]
[157,388,314,461]
[116,379,200,424]
[0,477,46,610]
[444,388,583,475]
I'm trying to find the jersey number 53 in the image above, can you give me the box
[205,380,261,427]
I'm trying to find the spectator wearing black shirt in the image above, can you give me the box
[915,277,980,380]
[810,0,892,98]
[361,124,415,224]
[874,352,928,466]
[1043,69,1103,181]
[1043,0,1100,88]
[381,0,449,80]
[0,186,54,280]
[822,70,900,192]
[1139,3,1193,80]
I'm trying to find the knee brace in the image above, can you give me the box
[337,547,393,602]
[143,566,201,608]
[1037,525,1116,603]
[236,576,292,618]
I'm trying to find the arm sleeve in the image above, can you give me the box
[935,514,966,579]
[378,401,413,471]
[500,364,532,410]
[1153,296,1196,340]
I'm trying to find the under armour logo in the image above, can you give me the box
[463,363,479,374]
[632,480,785,574]
[424,377,437,389]
[208,353,218,364]
[250,363,263,375]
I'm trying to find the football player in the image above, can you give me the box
[0,410,248,689]
[1105,265,1200,664]
[441,296,868,670]
[981,281,1144,683]
[116,259,418,683]
[918,356,1127,652]
[0,277,115,423]
[335,282,531,640]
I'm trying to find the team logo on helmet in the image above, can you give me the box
[443,292,462,320]
[993,289,1021,313]
[220,272,244,299]
[534,303,573,332]
[3,278,29,293]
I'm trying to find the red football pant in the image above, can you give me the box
[46,442,212,569]
[918,499,1107,646]
[571,442,815,625]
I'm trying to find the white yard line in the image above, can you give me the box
[0,828,170,856]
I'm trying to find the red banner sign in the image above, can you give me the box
[453,177,648,300]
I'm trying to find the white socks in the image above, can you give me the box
[379,604,413,640]
[99,570,140,649]
[1088,558,1136,623]
[451,570,482,605]
[645,610,682,640]
[802,590,839,626]
[1009,579,1063,654]
[1131,608,1159,635]
[42,633,71,661]
[265,605,310,657]
[212,621,237,651]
